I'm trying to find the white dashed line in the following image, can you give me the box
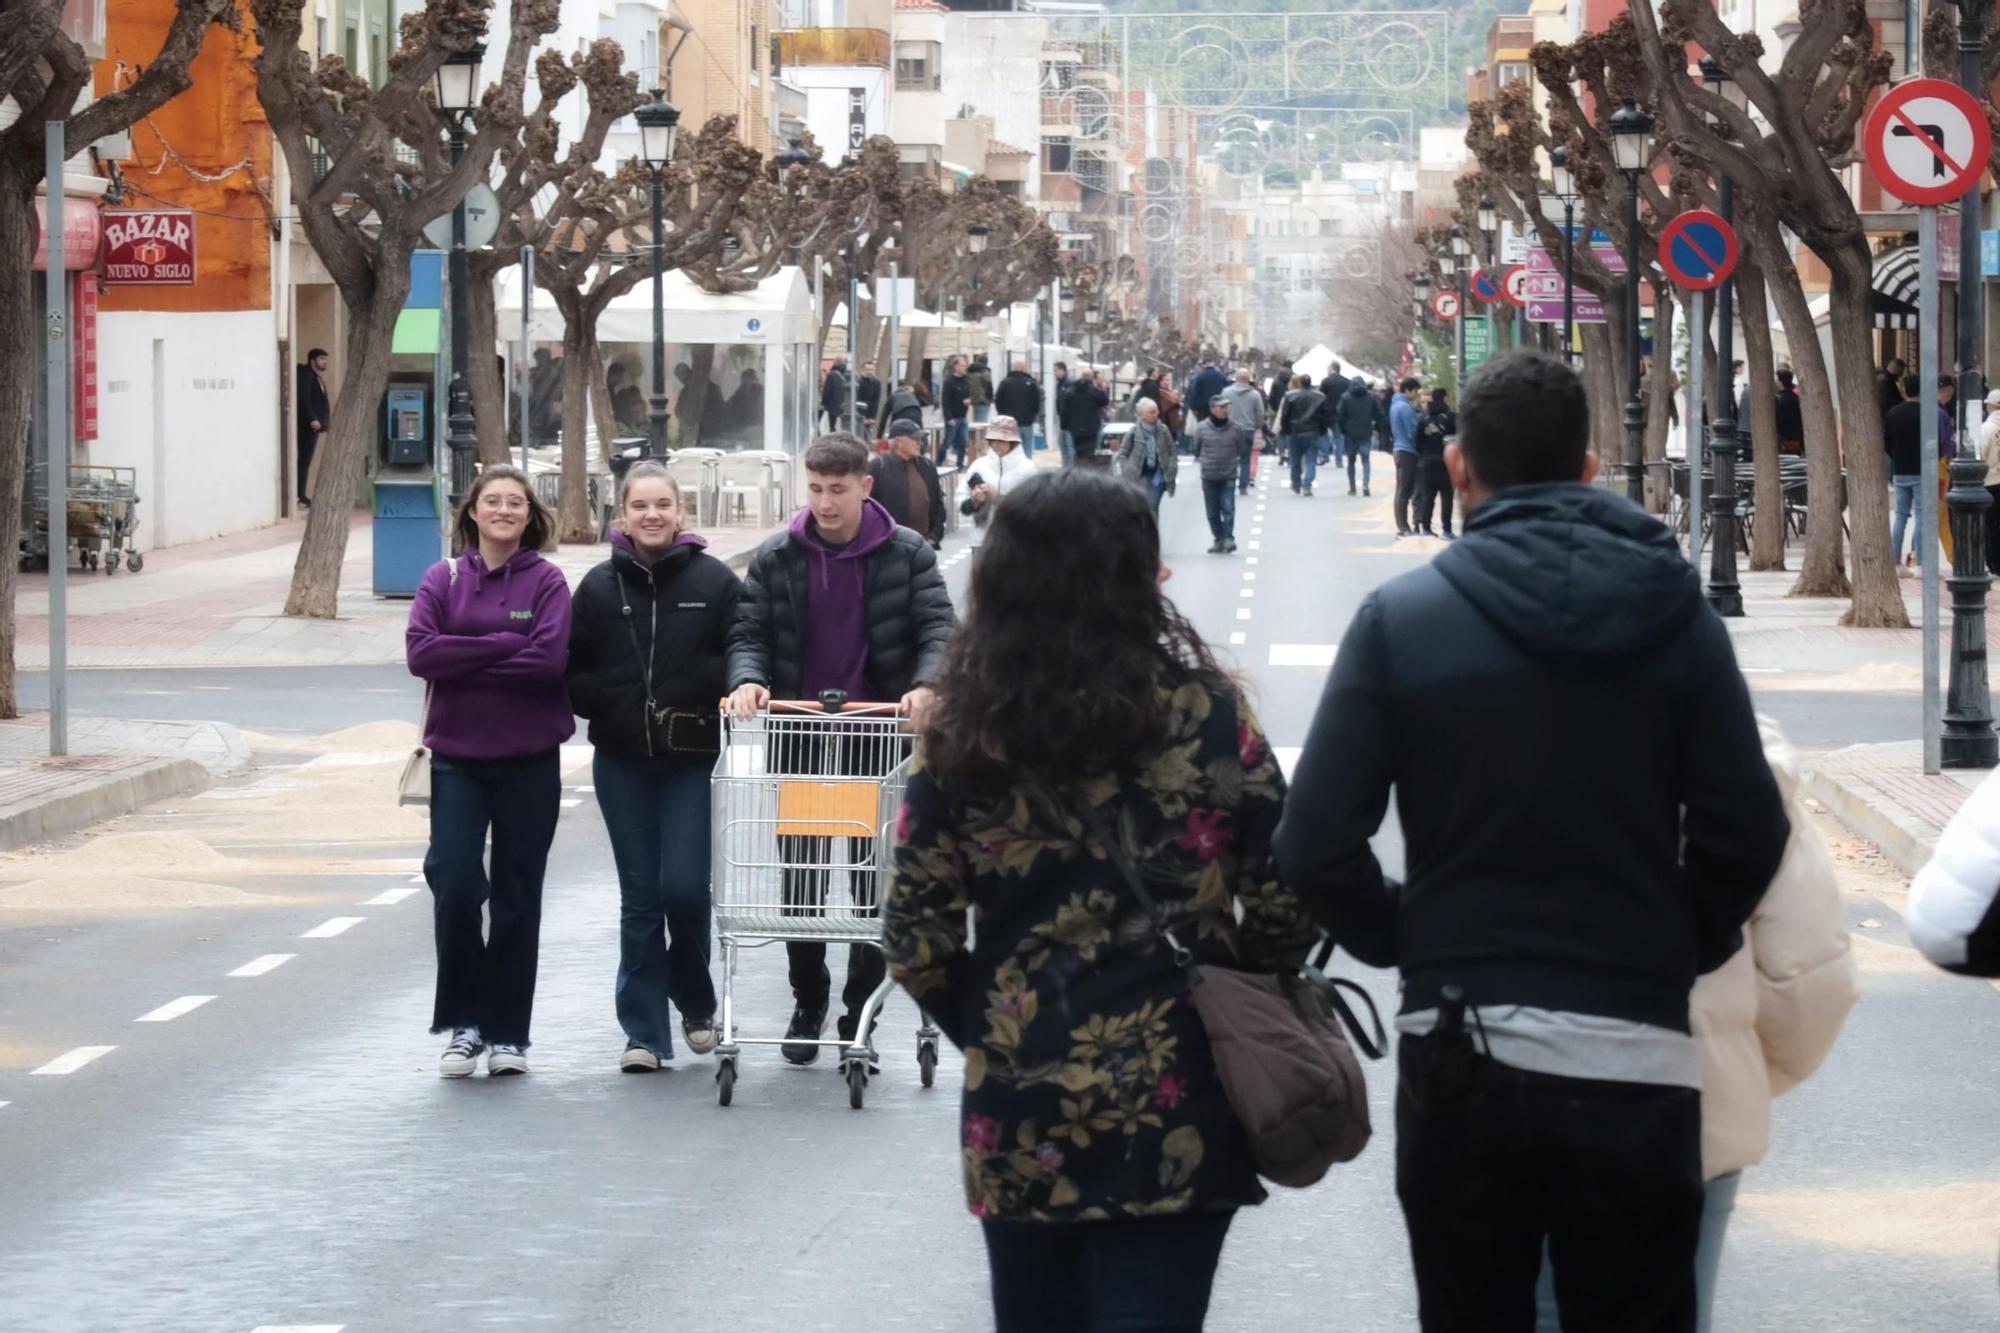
[0,1101,10,1110]
[1239,588,1255,598]
[1236,608,1252,621]
[1229,632,1247,645]
[1246,557,1259,566]
[559,798,583,809]
[1243,572,1256,583]
[1247,541,1260,551]
[301,917,364,939]
[1269,644,1338,669]
[31,1046,116,1075]
[407,874,427,885]
[229,954,296,978]
[363,887,420,906]
[252,1326,347,1332]
[137,995,215,1023]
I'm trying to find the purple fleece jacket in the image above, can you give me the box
[797,498,895,701]
[406,547,576,760]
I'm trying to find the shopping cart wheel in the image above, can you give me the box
[716,1058,736,1107]
[845,1060,867,1110]
[106,551,120,575]
[126,551,143,573]
[918,1039,938,1089]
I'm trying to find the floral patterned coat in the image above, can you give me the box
[883,680,1322,1224]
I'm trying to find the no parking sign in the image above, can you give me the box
[1658,210,1738,291]
[1470,269,1502,303]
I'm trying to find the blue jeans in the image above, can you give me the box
[1534,1171,1741,1333]
[1343,436,1372,490]
[1891,475,1922,561]
[984,1212,1233,1333]
[1059,429,1075,468]
[1146,466,1169,515]
[1287,432,1320,491]
[1319,430,1335,465]
[1238,439,1254,490]
[593,749,718,1058]
[425,749,562,1047]
[1202,477,1235,543]
[972,403,991,423]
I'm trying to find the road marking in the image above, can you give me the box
[1243,572,1256,583]
[302,917,364,939]
[1741,667,1785,674]
[1236,608,1252,620]
[1239,588,1255,598]
[31,1046,116,1075]
[1246,557,1259,566]
[251,1326,347,1332]
[229,954,296,978]
[0,1101,10,1110]
[559,798,583,809]
[570,785,595,793]
[408,874,427,884]
[1273,747,1301,778]
[363,887,419,906]
[137,995,215,1023]
[1247,541,1261,551]
[1229,632,1247,645]
[1269,643,1338,669]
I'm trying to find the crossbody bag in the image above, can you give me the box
[397,558,458,807]
[617,564,721,758]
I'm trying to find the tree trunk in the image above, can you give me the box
[587,339,618,468]
[680,342,717,447]
[0,174,38,716]
[556,317,597,545]
[1751,215,1849,599]
[465,263,510,465]
[1736,257,1786,572]
[1644,291,1674,514]
[1578,322,1623,468]
[1822,243,1907,627]
[907,326,933,385]
[286,264,413,618]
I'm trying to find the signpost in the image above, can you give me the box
[1463,317,1492,376]
[1863,76,1993,773]
[1430,290,1460,321]
[1500,264,1529,308]
[1658,208,1741,575]
[1470,268,1502,304]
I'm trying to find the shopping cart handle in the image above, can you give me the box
[767,699,904,716]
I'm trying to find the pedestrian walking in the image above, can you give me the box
[567,461,738,1074]
[1219,369,1265,495]
[1982,390,2000,576]
[1335,377,1376,496]
[1373,381,1394,456]
[1774,368,1804,456]
[1877,355,1906,424]
[1277,350,1791,1333]
[967,354,994,424]
[726,433,956,1060]
[1187,360,1227,419]
[1063,368,1111,468]
[1136,366,1164,410]
[1526,720,1856,1333]
[942,356,973,468]
[879,378,928,440]
[855,360,883,429]
[296,347,330,510]
[1908,762,2000,975]
[1193,396,1250,554]
[1052,362,1075,467]
[867,421,947,548]
[1884,373,1955,569]
[406,465,575,1079]
[883,466,1321,1333]
[993,359,1043,438]
[1115,397,1179,515]
[820,356,851,433]
[1390,377,1422,536]
[1415,387,1456,538]
[961,415,1037,546]
[1277,374,1328,496]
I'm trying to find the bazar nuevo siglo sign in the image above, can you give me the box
[103,209,195,285]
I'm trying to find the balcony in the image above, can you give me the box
[773,27,890,69]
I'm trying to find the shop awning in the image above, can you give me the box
[1872,245,1921,331]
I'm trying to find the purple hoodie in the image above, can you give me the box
[795,498,896,701]
[406,547,576,760]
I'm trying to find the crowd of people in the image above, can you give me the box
[398,346,1886,1333]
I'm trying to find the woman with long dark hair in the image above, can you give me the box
[882,468,1320,1332]
[407,465,573,1078]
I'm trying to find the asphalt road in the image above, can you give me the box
[1,462,1996,1330]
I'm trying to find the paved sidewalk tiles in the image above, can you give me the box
[0,715,250,854]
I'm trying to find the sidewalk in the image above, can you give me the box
[0,714,248,854]
[12,510,782,671]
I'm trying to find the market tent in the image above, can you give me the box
[1294,344,1368,383]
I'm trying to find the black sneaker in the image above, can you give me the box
[782,1001,828,1065]
[1207,541,1224,554]
[836,1012,880,1046]
[1363,485,1371,497]
[1222,541,1237,553]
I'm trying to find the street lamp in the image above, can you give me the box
[1477,195,1501,351]
[1412,270,1432,325]
[1449,227,1471,390]
[1059,287,1076,318]
[1609,96,1654,506]
[434,44,485,512]
[634,93,680,460]
[1085,302,1102,373]
[1698,55,1744,616]
[1551,144,1579,367]
[966,222,989,314]
[773,140,811,266]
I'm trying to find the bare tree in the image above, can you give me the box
[1320,220,1430,372]
[0,0,237,716]
[253,0,560,618]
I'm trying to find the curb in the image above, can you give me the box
[1800,762,1937,879]
[0,757,212,855]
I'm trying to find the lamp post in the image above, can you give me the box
[1448,228,1471,390]
[1551,145,1578,367]
[967,223,989,314]
[1412,269,1432,331]
[434,44,484,510]
[1477,195,1500,352]
[773,140,810,267]
[1609,96,1654,506]
[1436,249,1457,388]
[1700,57,1745,615]
[634,93,679,460]
[1085,303,1102,376]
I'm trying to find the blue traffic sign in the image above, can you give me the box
[1658,209,1739,292]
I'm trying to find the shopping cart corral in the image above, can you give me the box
[20,464,145,574]
[710,695,935,1108]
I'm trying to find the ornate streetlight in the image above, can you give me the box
[433,44,485,509]
[1477,195,1500,353]
[1609,96,1655,506]
[1550,145,1579,367]
[1699,56,1745,616]
[1448,227,1471,389]
[633,94,680,460]
[773,140,811,267]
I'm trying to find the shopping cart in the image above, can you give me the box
[710,694,936,1108]
[20,464,145,574]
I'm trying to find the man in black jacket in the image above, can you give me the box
[866,421,946,547]
[1276,351,1789,1333]
[820,356,851,432]
[854,360,883,428]
[296,348,331,509]
[1061,368,1112,468]
[993,359,1043,437]
[1334,378,1378,496]
[940,357,972,468]
[728,433,956,1061]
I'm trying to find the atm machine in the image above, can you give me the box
[372,375,443,597]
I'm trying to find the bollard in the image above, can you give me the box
[1942,453,1998,768]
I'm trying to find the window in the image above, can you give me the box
[342,18,358,70]
[1041,60,1075,91]
[895,41,940,91]
[370,23,385,86]
[314,16,327,55]
[1496,62,1530,90]
[1042,136,1073,174]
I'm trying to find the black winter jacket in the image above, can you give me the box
[1276,388,1328,435]
[1062,380,1111,439]
[943,373,972,422]
[1275,484,1790,1034]
[726,520,956,701]
[1417,404,1455,459]
[993,370,1043,430]
[567,536,742,758]
[1334,382,1377,445]
[1320,372,1350,407]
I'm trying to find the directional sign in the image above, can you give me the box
[1431,290,1460,321]
[1470,268,1502,303]
[1865,77,1991,207]
[1501,264,1529,307]
[1658,209,1739,291]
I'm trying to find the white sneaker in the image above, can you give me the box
[439,1028,483,1079]
[682,1015,718,1056]
[620,1046,662,1073]
[487,1043,529,1077]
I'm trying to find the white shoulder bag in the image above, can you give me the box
[397,558,457,807]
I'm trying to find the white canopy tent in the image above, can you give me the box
[1292,344,1370,384]
[822,303,1001,368]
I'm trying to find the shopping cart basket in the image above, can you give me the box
[710,694,937,1108]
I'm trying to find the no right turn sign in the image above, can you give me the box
[1865,78,1991,207]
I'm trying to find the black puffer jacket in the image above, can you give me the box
[727,503,957,700]
[567,533,742,757]
[1334,381,1377,445]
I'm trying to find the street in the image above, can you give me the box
[1,461,1997,1332]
